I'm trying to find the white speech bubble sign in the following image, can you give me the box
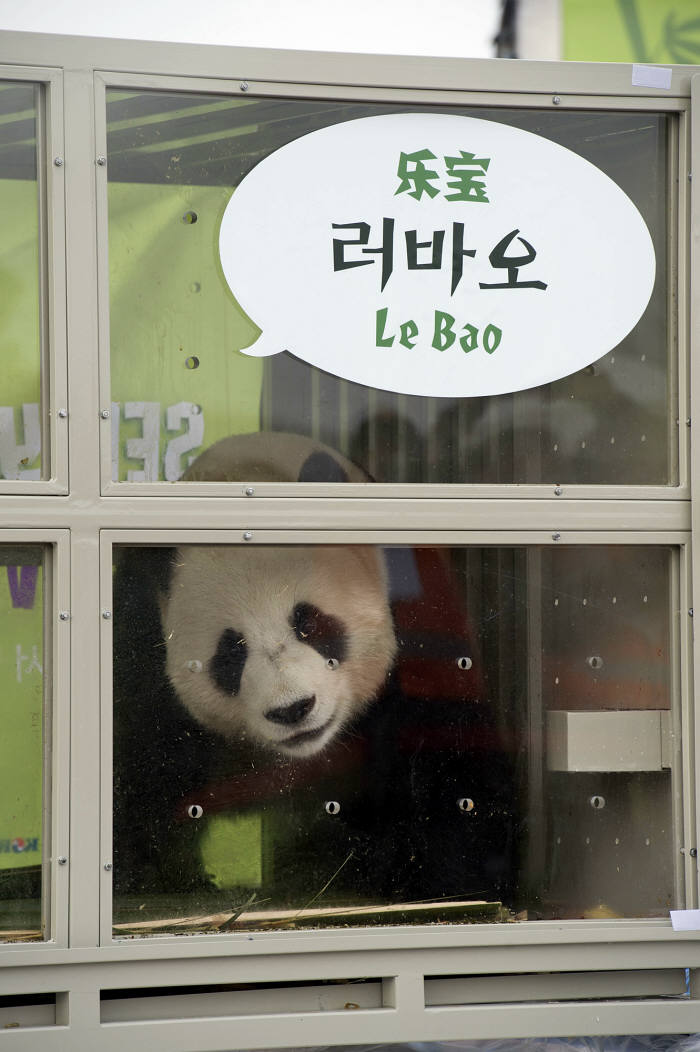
[219,113,655,398]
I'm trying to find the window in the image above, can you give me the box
[105,92,673,488]
[112,541,677,933]
[0,82,43,481]
[0,72,66,491]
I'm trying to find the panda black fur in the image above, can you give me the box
[112,432,396,895]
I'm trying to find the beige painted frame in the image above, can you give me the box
[0,66,68,494]
[92,72,691,501]
[0,28,697,1051]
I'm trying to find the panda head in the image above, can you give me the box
[162,544,396,758]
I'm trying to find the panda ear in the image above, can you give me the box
[297,450,349,483]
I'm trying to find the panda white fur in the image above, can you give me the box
[160,432,396,758]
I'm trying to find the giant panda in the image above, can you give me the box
[112,432,396,899]
[169,431,395,756]
[113,431,515,921]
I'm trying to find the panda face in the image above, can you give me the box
[162,545,395,757]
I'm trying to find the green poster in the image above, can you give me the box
[109,182,263,482]
[563,0,700,63]
[0,559,43,873]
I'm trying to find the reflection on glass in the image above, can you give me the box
[0,546,45,941]
[112,540,674,934]
[238,1043,696,1052]
[243,1042,696,1052]
[107,90,671,486]
[0,82,43,481]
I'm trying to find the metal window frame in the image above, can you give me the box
[98,526,694,948]
[0,65,68,494]
[0,529,70,950]
[93,70,691,500]
[0,27,697,1049]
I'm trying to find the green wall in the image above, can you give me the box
[563,0,700,63]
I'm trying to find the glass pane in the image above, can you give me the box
[0,82,43,481]
[0,546,46,940]
[112,543,675,934]
[107,91,671,487]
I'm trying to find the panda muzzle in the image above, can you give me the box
[264,695,316,726]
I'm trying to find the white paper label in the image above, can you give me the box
[220,113,656,398]
[670,909,700,931]
[632,64,673,90]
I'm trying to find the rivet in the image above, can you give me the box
[457,797,475,813]
[325,800,341,815]
[240,81,250,92]
[100,409,110,419]
[245,486,255,497]
[554,485,562,496]
[243,531,253,541]
[57,856,67,865]
[57,408,68,418]
[690,608,694,618]
[96,156,107,166]
[59,610,70,621]
[103,861,113,871]
[102,610,112,620]
[552,532,561,542]
[691,848,698,858]
[53,156,64,166]
[552,95,561,105]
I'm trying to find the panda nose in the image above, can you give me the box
[264,696,316,726]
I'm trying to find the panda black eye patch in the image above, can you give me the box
[291,603,347,663]
[208,628,248,695]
